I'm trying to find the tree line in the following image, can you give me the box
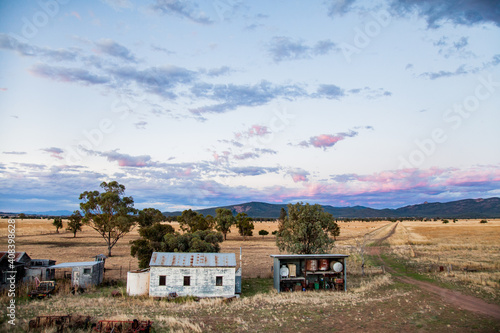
[58,181,341,269]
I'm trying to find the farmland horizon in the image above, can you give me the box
[3,196,499,219]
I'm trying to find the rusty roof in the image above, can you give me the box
[149,252,236,267]
[0,251,30,263]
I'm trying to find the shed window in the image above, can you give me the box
[183,276,190,286]
[83,268,91,275]
[216,276,223,286]
[159,275,166,286]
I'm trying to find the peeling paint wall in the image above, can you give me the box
[150,267,235,297]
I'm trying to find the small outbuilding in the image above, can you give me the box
[50,261,104,289]
[127,269,150,296]
[26,259,56,281]
[149,252,237,298]
[0,251,31,286]
[270,254,349,292]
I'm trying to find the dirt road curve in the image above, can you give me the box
[394,273,500,320]
[368,222,500,320]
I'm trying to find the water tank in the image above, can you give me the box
[127,270,150,296]
[331,262,343,273]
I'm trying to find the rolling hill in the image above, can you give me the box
[163,197,500,219]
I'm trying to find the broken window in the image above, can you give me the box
[183,276,190,286]
[159,275,166,286]
[216,276,223,286]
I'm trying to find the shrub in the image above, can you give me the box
[442,219,449,224]
[479,219,488,224]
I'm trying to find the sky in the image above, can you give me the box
[0,0,499,213]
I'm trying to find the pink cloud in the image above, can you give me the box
[298,130,358,150]
[41,147,64,160]
[288,169,309,183]
[0,88,7,91]
[247,125,270,137]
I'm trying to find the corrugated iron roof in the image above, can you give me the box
[149,252,236,267]
[50,261,101,269]
[0,251,30,262]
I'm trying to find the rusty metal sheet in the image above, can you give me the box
[149,252,236,267]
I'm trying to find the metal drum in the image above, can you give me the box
[306,259,318,271]
[319,259,329,271]
[331,262,343,273]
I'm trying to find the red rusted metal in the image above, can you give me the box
[94,319,153,333]
[306,260,318,271]
[319,259,329,271]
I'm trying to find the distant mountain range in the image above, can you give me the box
[163,197,500,219]
[2,197,498,218]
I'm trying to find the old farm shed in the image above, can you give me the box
[149,252,237,298]
[26,259,56,282]
[270,254,349,292]
[50,261,104,289]
[0,251,31,287]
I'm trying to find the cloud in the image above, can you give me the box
[111,65,197,99]
[296,131,358,150]
[94,39,137,62]
[267,36,338,62]
[190,80,306,115]
[152,0,213,24]
[268,36,310,62]
[205,66,232,77]
[30,63,110,85]
[0,33,79,61]
[390,0,500,28]
[135,121,147,129]
[100,0,133,10]
[229,166,280,176]
[326,0,358,16]
[315,84,345,99]
[3,151,26,155]
[288,168,309,183]
[238,125,270,138]
[95,150,152,167]
[420,64,469,80]
[41,147,64,160]
[151,44,175,54]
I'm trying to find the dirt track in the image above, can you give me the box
[369,222,500,321]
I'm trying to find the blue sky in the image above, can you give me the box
[1,0,499,212]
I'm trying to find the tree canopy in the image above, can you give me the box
[66,211,83,238]
[276,202,340,254]
[130,221,175,268]
[177,209,214,233]
[137,208,164,228]
[215,208,235,240]
[52,217,63,233]
[79,181,137,257]
[236,212,254,240]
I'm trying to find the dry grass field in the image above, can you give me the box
[1,218,500,332]
[0,218,392,280]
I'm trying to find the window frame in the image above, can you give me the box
[159,275,167,286]
[183,276,190,286]
[216,276,223,286]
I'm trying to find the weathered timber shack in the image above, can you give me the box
[270,254,349,292]
[0,251,31,287]
[50,261,104,289]
[149,252,237,298]
[26,259,56,281]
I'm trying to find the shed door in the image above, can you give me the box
[73,271,80,287]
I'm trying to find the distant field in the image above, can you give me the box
[1,218,500,332]
[0,218,392,279]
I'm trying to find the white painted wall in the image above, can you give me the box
[150,267,235,297]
